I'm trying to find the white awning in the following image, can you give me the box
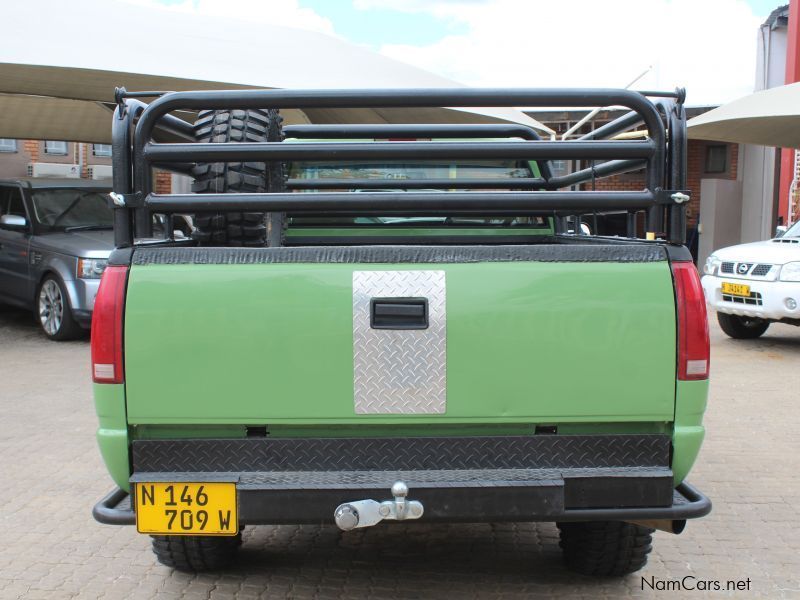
[0,0,546,143]
[687,82,800,147]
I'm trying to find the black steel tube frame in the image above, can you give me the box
[143,139,657,162]
[91,481,710,527]
[114,87,682,247]
[657,98,688,245]
[146,190,657,215]
[578,111,643,141]
[549,158,646,188]
[111,105,136,248]
[112,100,196,241]
[283,122,554,182]
[283,123,545,140]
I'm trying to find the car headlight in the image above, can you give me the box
[77,258,108,279]
[779,261,800,282]
[703,255,721,276]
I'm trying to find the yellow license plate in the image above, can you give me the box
[135,482,237,535]
[722,282,751,297]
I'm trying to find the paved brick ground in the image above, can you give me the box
[0,305,798,599]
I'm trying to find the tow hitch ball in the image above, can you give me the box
[334,481,424,531]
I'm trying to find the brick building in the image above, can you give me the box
[0,138,173,192]
[0,139,112,180]
[2,119,735,252]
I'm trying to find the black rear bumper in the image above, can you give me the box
[93,435,711,526]
[93,481,711,526]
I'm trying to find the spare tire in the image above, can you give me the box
[190,108,285,246]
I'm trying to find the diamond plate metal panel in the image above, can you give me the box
[131,435,671,472]
[353,270,446,414]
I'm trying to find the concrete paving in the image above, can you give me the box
[0,305,798,599]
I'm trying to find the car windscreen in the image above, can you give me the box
[290,158,533,181]
[288,158,545,228]
[31,189,113,232]
[784,220,800,238]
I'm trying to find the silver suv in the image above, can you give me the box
[0,178,113,340]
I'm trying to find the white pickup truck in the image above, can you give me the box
[702,220,800,338]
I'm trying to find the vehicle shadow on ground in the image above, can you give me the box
[0,306,39,337]
[173,523,630,596]
[0,305,89,342]
[717,331,800,353]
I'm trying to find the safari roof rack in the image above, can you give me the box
[110,87,689,248]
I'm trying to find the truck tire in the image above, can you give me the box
[717,312,769,339]
[37,275,83,341]
[151,533,242,572]
[191,108,285,247]
[556,521,654,577]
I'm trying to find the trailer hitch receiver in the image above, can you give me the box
[334,481,424,531]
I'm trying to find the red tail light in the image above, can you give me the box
[672,261,710,380]
[91,265,128,384]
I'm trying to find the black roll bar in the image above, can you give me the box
[146,190,657,215]
[111,87,688,247]
[283,123,545,140]
[142,139,657,163]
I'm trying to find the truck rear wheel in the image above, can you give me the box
[191,108,285,247]
[150,533,242,572]
[556,521,654,577]
[717,312,769,339]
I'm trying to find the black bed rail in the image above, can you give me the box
[146,190,659,216]
[112,86,689,247]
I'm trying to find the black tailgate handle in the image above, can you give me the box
[370,297,429,330]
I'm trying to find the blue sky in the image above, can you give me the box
[299,0,780,49]
[299,0,468,46]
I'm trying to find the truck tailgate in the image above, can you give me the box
[123,245,676,424]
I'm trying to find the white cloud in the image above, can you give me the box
[125,0,336,35]
[371,0,763,106]
[125,0,764,106]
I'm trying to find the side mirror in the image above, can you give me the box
[775,225,788,238]
[0,214,28,230]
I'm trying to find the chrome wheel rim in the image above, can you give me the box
[39,280,63,336]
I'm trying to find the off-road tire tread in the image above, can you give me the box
[716,312,770,339]
[557,521,654,577]
[191,108,285,246]
[151,533,242,572]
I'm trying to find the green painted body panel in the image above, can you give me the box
[672,379,708,484]
[93,383,130,491]
[124,258,677,424]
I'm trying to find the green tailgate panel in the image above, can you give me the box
[124,261,676,424]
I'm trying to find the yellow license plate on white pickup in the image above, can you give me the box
[135,482,238,535]
[722,282,751,297]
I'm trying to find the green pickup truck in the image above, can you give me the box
[92,88,711,577]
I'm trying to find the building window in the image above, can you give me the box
[44,140,69,155]
[549,160,570,178]
[0,139,16,152]
[92,144,112,157]
[705,144,728,174]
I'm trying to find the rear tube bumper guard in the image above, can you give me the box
[93,481,711,531]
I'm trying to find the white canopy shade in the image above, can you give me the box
[0,0,545,143]
[687,82,800,147]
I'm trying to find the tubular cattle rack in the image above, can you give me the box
[110,87,690,248]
